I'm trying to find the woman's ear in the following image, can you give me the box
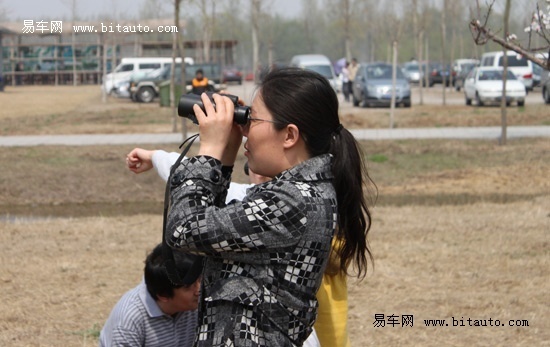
[282,124,300,149]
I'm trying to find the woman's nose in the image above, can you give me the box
[240,123,249,136]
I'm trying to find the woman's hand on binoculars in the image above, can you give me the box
[195,93,239,164]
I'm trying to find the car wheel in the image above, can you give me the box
[352,94,360,107]
[403,100,411,108]
[475,92,484,106]
[517,100,525,107]
[137,87,155,103]
[465,94,472,106]
[543,87,550,104]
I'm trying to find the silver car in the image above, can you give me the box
[402,62,422,84]
[352,63,411,107]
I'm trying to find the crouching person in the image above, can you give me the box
[99,243,203,347]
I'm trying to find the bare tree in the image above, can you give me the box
[170,0,186,134]
[188,0,216,63]
[470,0,550,70]
[0,0,9,21]
[62,0,79,86]
[440,0,448,105]
[178,2,188,138]
[383,4,403,128]
[302,0,317,52]
[251,0,261,83]
[202,0,215,62]
[410,0,425,105]
[499,0,512,146]
[139,0,166,19]
[101,33,108,103]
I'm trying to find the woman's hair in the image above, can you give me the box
[259,67,376,279]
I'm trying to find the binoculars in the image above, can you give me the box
[178,92,251,125]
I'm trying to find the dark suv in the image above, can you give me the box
[129,63,224,103]
[422,63,453,87]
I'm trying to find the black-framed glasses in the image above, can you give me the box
[242,117,280,132]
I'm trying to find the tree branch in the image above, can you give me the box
[470,19,550,70]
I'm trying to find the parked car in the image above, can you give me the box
[452,59,480,75]
[351,62,411,107]
[424,63,453,87]
[290,54,339,93]
[402,62,423,84]
[542,76,550,104]
[129,63,224,103]
[463,67,526,106]
[534,52,549,89]
[454,61,479,91]
[128,67,172,103]
[480,51,533,92]
[102,57,194,95]
[532,62,542,88]
[222,66,243,84]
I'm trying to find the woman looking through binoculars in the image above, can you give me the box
[165,67,375,346]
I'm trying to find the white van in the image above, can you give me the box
[102,57,194,94]
[480,51,533,91]
[289,54,339,93]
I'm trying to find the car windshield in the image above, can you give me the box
[461,63,477,71]
[303,65,333,79]
[478,70,517,81]
[405,64,419,72]
[366,65,405,79]
[146,67,165,78]
[499,55,528,67]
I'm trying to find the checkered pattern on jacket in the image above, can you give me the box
[166,154,337,346]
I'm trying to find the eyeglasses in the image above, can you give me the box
[242,117,280,132]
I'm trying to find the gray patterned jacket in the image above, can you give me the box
[167,154,336,346]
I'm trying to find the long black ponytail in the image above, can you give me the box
[329,127,375,279]
[260,67,376,279]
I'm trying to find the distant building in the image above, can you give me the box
[0,19,238,86]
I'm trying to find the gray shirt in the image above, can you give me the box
[99,280,197,347]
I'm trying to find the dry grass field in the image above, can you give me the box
[0,85,548,346]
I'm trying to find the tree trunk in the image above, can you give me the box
[71,0,77,86]
[390,40,398,128]
[170,0,180,133]
[251,0,261,83]
[440,0,447,105]
[178,1,187,138]
[101,35,107,103]
[500,0,511,146]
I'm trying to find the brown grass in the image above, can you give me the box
[1,84,548,136]
[0,84,548,346]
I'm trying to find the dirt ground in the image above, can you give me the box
[0,84,549,135]
[0,85,548,346]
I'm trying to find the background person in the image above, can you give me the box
[161,67,374,346]
[191,69,210,95]
[341,61,350,102]
[99,243,203,347]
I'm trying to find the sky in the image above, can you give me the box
[3,0,302,22]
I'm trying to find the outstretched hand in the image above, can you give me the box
[126,148,156,174]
